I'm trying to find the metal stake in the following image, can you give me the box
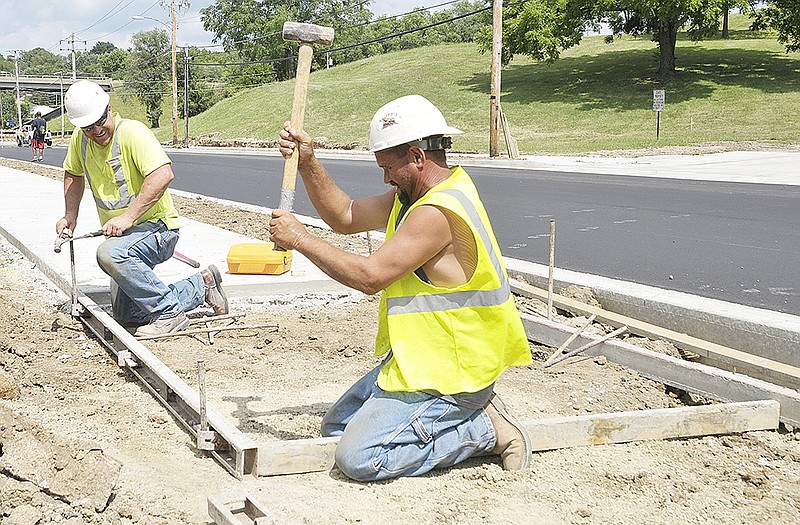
[196,360,215,450]
[547,219,555,321]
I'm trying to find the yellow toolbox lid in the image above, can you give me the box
[226,242,293,275]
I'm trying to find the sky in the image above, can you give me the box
[0,0,423,58]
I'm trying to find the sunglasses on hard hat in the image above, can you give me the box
[81,107,110,132]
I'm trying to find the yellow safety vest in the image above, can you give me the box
[375,166,531,394]
[64,115,179,229]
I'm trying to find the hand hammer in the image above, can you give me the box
[54,229,104,253]
[277,21,335,214]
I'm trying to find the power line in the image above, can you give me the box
[192,2,493,67]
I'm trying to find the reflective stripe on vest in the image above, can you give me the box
[80,120,136,211]
[385,188,510,316]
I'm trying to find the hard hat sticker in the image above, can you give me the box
[379,113,399,130]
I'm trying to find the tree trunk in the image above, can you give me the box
[657,19,678,77]
[722,6,730,38]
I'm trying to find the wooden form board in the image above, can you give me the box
[522,314,800,427]
[208,493,276,525]
[254,400,778,477]
[511,278,800,390]
[524,400,778,451]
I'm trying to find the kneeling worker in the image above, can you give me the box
[57,79,228,336]
[269,95,533,481]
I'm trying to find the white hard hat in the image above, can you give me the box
[64,80,110,128]
[368,95,463,152]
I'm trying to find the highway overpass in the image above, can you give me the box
[0,74,113,94]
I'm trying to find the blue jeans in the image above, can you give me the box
[321,363,496,481]
[96,221,205,326]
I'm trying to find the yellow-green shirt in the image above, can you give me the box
[63,114,179,229]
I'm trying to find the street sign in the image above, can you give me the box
[653,90,665,112]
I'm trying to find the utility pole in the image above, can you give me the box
[11,50,22,133]
[183,46,192,147]
[134,0,186,145]
[489,0,503,157]
[59,73,65,143]
[60,33,86,80]
[169,0,179,145]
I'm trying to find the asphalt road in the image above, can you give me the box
[3,144,798,315]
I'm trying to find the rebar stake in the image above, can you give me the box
[196,360,215,450]
[547,219,556,321]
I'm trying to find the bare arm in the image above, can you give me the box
[270,204,452,295]
[102,163,174,237]
[279,123,393,234]
[56,172,85,235]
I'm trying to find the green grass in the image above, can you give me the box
[147,21,799,154]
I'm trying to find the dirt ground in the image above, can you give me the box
[1,158,799,525]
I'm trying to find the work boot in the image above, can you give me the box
[134,311,189,337]
[485,394,531,470]
[201,265,228,315]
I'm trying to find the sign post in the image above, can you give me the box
[652,89,665,139]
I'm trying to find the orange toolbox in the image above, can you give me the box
[226,243,293,275]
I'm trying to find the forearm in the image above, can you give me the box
[62,173,84,224]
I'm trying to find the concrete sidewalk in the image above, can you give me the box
[1,156,798,367]
[0,165,348,303]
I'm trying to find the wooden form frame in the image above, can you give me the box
[208,493,276,525]
[0,224,786,480]
[1,226,259,479]
[511,279,800,390]
[251,399,778,476]
[522,313,800,427]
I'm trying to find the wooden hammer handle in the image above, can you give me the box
[278,43,314,212]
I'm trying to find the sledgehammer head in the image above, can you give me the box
[282,22,335,46]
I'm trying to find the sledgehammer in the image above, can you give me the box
[275,21,334,253]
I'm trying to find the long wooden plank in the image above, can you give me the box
[511,278,800,390]
[522,314,800,427]
[254,402,778,476]
[524,400,779,451]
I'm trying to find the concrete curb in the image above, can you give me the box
[505,258,800,370]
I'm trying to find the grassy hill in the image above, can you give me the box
[139,20,798,155]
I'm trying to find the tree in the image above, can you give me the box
[80,42,127,78]
[0,93,17,128]
[201,0,372,82]
[478,0,732,77]
[90,42,118,55]
[751,0,800,52]
[97,49,128,78]
[125,30,171,128]
[21,48,66,76]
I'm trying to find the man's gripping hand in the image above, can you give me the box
[269,209,309,251]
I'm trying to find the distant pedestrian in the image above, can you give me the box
[30,111,47,162]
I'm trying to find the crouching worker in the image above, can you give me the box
[57,80,228,336]
[269,95,533,481]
